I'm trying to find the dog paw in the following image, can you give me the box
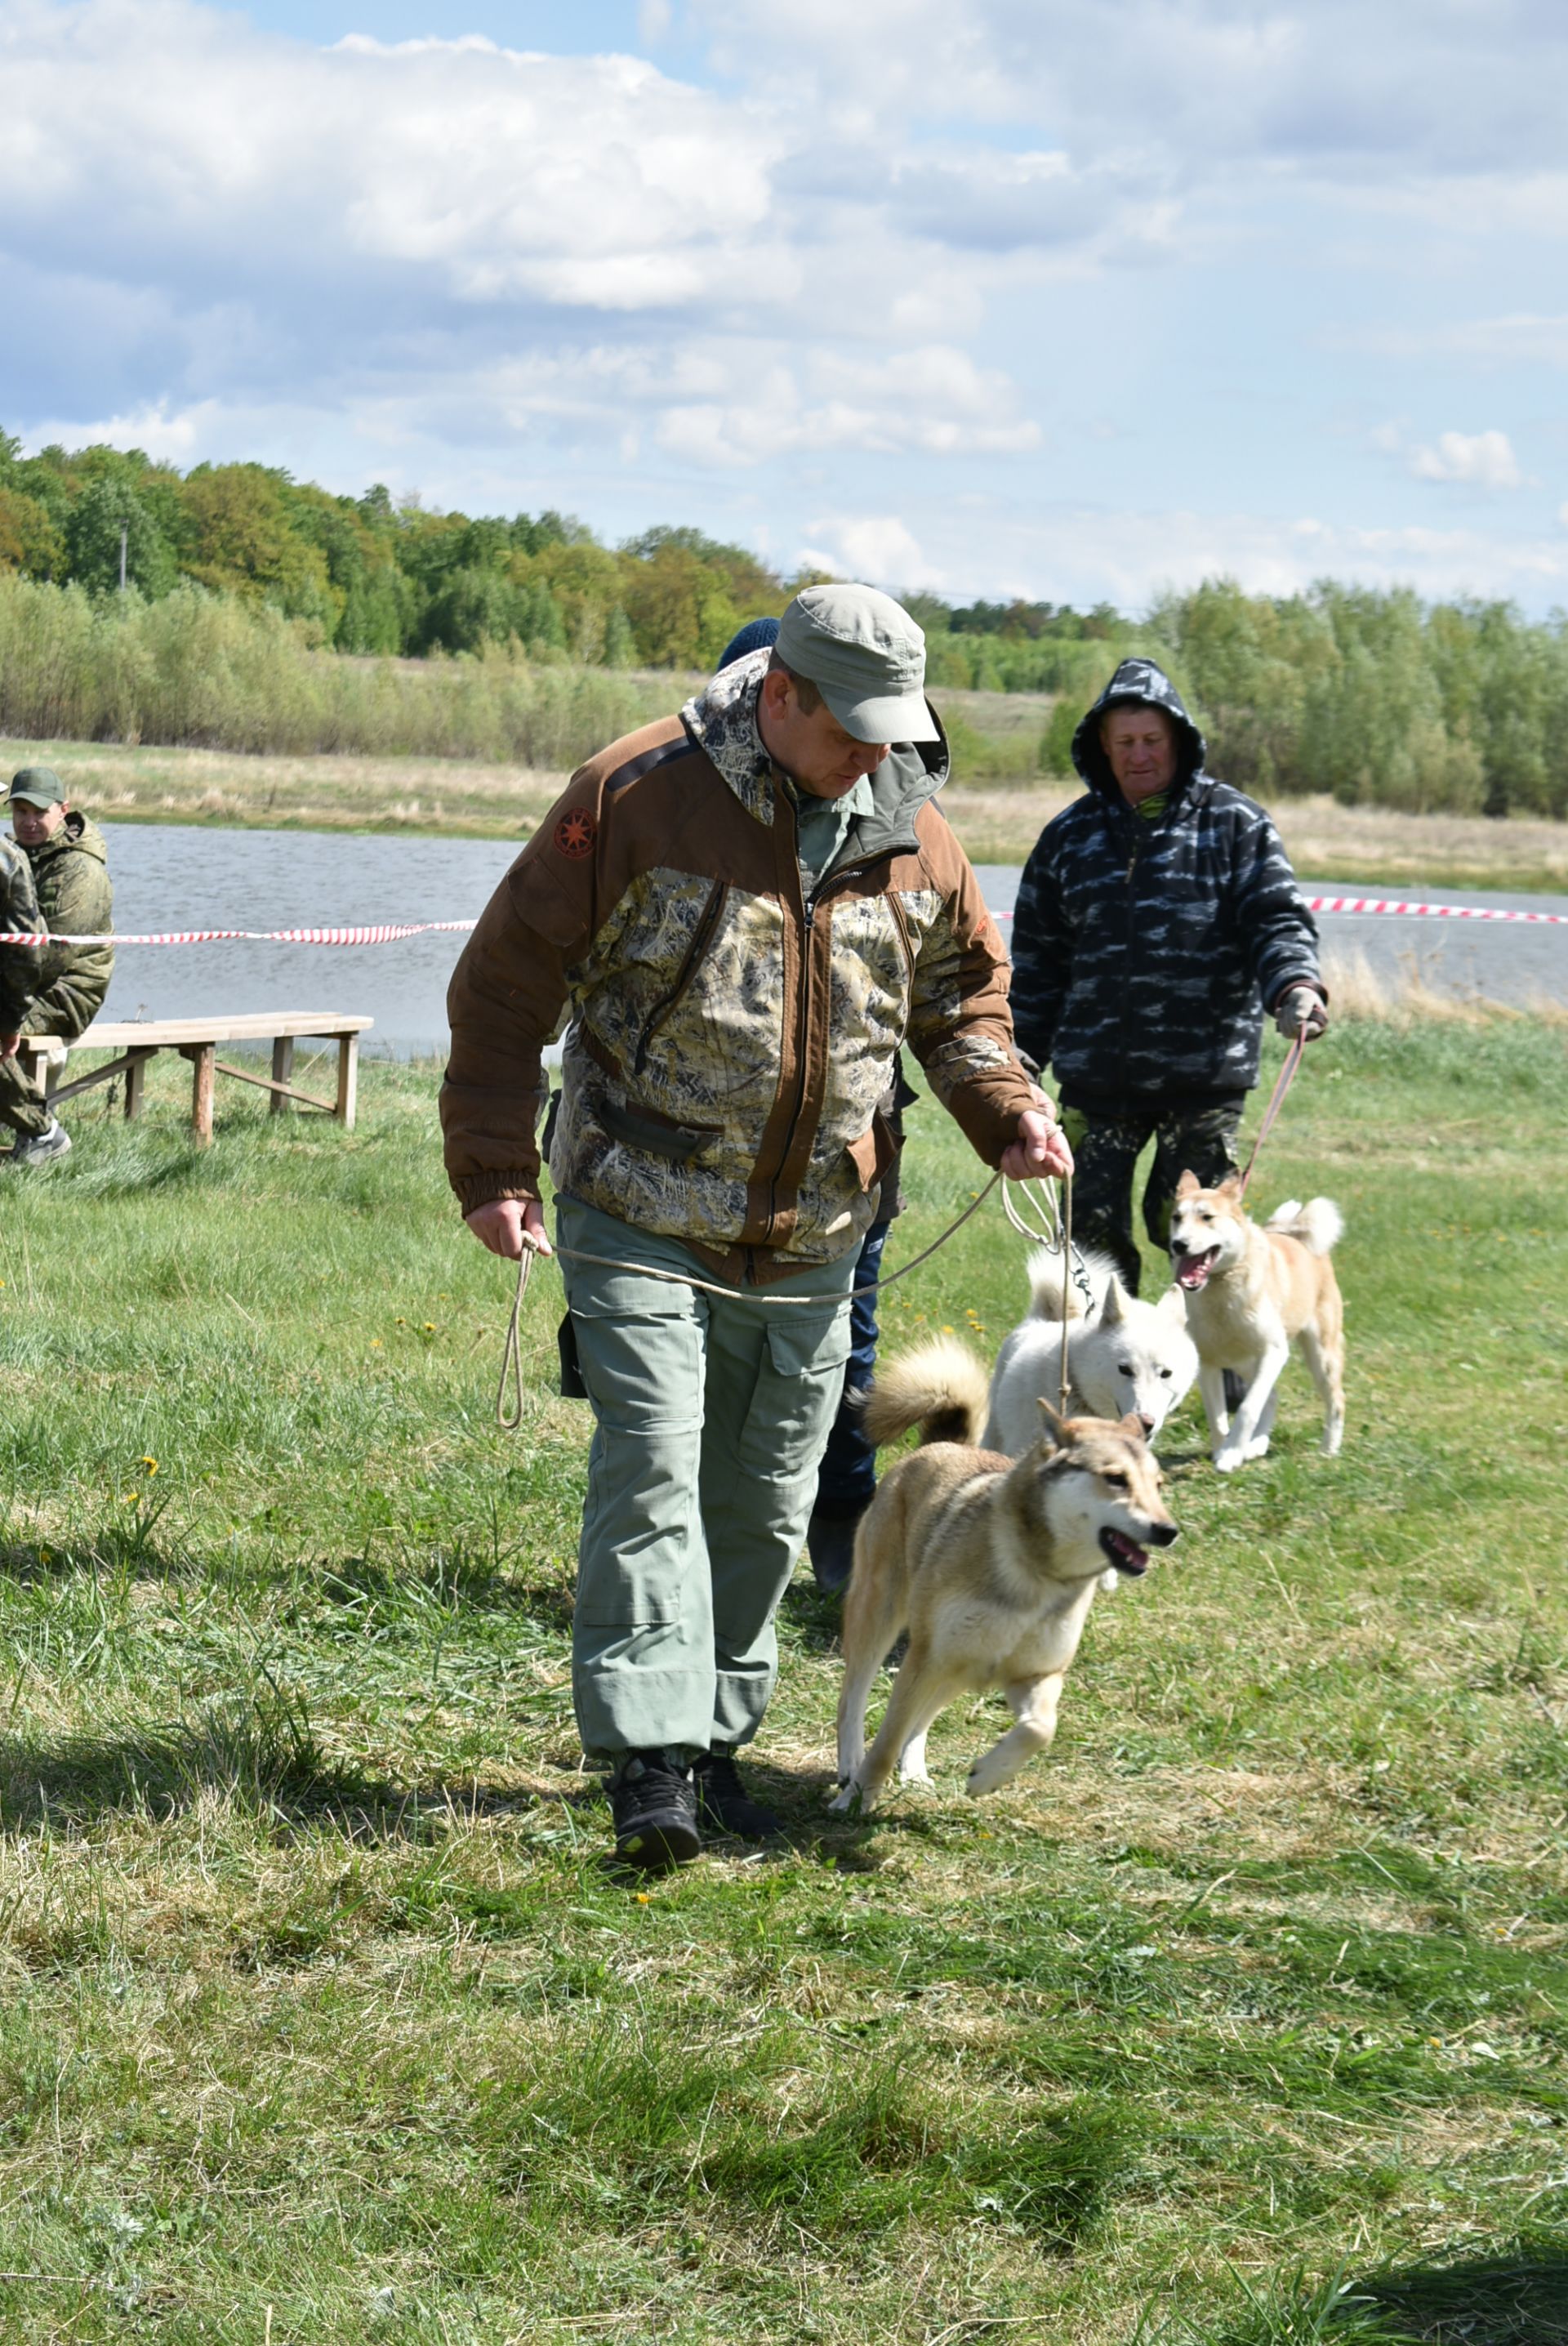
[827,1783,862,1816]
[1213,1448,1243,1474]
[1244,1435,1271,1461]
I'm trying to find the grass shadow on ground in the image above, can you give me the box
[0,1693,420,1839]
[1351,2244,1568,2344]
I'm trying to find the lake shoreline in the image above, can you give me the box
[9,733,1568,894]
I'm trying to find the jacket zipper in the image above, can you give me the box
[762,851,911,1242]
[632,879,727,1077]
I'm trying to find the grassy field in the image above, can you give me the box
[7,724,1568,890]
[0,1021,1566,2342]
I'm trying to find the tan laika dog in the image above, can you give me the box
[1167,1171,1345,1474]
[831,1338,1177,1813]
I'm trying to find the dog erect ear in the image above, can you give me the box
[1216,1172,1244,1198]
[1036,1398,1068,1446]
[1102,1277,1128,1327]
[1174,1169,1200,1199]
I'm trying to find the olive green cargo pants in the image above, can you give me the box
[0,1003,79,1141]
[557,1195,856,1760]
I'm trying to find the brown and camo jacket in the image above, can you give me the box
[440,653,1036,1282]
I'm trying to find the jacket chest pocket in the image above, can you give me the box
[633,881,728,1076]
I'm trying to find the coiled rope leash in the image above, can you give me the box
[495,1173,1004,1430]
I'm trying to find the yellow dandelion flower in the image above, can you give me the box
[122,1490,139,1506]
[635,1892,650,1903]
[370,1338,383,1349]
[141,1456,158,1475]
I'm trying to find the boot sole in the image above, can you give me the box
[614,1816,702,1872]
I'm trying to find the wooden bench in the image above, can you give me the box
[18,1014,372,1145]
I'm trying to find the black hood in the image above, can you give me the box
[1071,658,1206,805]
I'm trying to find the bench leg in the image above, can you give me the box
[335,1033,359,1131]
[124,1049,151,1120]
[190,1044,215,1146]
[270,1035,295,1115]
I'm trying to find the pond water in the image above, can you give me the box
[88,823,1568,1055]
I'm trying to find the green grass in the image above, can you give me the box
[0,1019,1565,2340]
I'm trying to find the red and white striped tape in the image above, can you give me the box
[0,897,1563,946]
[0,919,480,947]
[992,894,1567,926]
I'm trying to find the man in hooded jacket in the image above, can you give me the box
[443,583,1071,1871]
[1009,660,1326,1295]
[0,768,116,1166]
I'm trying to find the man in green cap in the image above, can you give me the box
[0,769,115,1166]
[443,582,1073,1872]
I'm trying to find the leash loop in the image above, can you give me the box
[492,1174,1004,1430]
[496,1244,534,1429]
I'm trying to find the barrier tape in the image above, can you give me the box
[0,919,480,947]
[993,895,1568,927]
[0,895,1563,947]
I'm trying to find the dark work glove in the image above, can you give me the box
[1275,985,1328,1041]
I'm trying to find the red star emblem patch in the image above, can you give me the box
[554,807,597,859]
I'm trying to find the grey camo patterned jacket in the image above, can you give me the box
[1009,659,1322,1113]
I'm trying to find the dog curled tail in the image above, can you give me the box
[859,1336,991,1451]
[1265,1198,1344,1256]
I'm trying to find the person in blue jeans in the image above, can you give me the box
[715,615,908,1599]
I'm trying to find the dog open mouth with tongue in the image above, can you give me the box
[1174,1246,1218,1291]
[1099,1527,1151,1577]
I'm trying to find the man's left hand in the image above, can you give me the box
[1000,1106,1074,1183]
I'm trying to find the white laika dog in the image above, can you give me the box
[984,1244,1199,1457]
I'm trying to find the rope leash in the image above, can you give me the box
[1238,1020,1309,1198]
[496,1171,1005,1429]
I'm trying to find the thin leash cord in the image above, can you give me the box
[1238,1020,1308,1198]
[497,1170,1005,1429]
[1058,1171,1073,1415]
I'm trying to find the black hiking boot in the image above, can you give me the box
[1223,1370,1246,1415]
[608,1750,701,1873]
[693,1745,784,1842]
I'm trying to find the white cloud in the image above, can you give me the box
[798,515,934,589]
[1410,430,1524,489]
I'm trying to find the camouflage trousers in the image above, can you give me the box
[1058,1097,1244,1296]
[0,1002,78,1141]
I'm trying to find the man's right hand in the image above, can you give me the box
[1275,986,1329,1041]
[464,1198,553,1260]
[0,1034,18,1059]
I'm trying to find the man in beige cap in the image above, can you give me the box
[443,582,1071,1871]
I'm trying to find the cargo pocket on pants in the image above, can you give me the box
[569,1299,704,1627]
[753,1307,854,1461]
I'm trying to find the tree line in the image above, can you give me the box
[2,431,1566,815]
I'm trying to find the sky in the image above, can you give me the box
[5,0,1568,612]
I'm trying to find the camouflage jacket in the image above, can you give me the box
[0,838,43,1035]
[441,650,1035,1282]
[1009,660,1322,1112]
[24,814,115,1037]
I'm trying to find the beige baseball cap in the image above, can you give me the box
[775,584,938,744]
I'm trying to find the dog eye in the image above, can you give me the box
[1118,1363,1134,1376]
[1102,1470,1129,1488]
[1160,1367,1172,1378]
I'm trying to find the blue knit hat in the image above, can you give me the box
[716,615,781,670]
